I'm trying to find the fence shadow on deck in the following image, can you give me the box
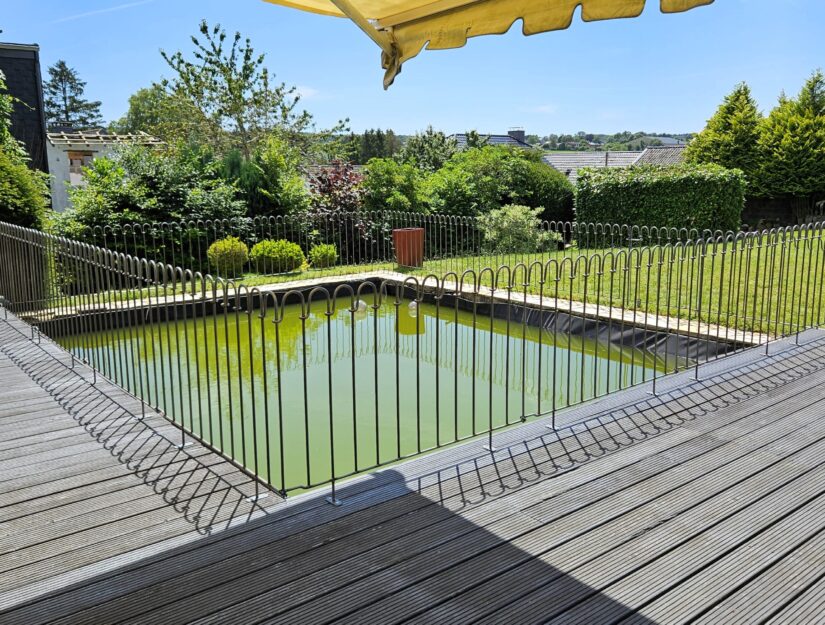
[0,327,267,536]
[4,336,825,624]
[401,335,825,513]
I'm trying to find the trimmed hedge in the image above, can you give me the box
[575,164,745,235]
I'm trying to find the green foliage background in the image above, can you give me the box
[361,158,426,213]
[685,82,762,185]
[0,71,49,229]
[425,146,575,220]
[687,70,825,221]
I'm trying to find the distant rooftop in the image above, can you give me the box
[0,42,40,52]
[47,130,163,147]
[542,151,640,184]
[543,145,687,183]
[633,144,688,166]
[451,130,533,150]
[650,135,687,146]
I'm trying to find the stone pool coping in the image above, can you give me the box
[26,269,769,346]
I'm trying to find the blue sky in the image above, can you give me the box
[2,1,822,135]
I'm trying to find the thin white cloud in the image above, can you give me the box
[50,0,156,24]
[296,85,320,100]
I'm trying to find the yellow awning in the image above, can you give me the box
[263,0,713,88]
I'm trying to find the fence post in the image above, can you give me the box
[694,240,706,381]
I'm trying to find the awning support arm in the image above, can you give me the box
[330,0,394,57]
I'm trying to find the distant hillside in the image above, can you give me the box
[537,131,693,152]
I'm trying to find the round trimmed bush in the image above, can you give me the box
[308,243,338,268]
[250,239,305,274]
[207,236,248,278]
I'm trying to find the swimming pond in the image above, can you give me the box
[58,296,665,492]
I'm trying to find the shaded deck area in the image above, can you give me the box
[0,312,824,624]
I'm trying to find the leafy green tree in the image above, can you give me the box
[110,85,164,133]
[43,60,102,128]
[397,126,457,172]
[463,130,489,149]
[160,20,345,159]
[383,129,402,157]
[109,85,208,144]
[0,71,49,228]
[361,158,426,213]
[757,70,825,216]
[426,146,574,220]
[344,128,403,164]
[0,150,49,229]
[603,141,628,151]
[220,135,309,217]
[685,82,762,184]
[361,129,386,162]
[56,145,246,236]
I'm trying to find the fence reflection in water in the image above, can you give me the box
[56,292,663,494]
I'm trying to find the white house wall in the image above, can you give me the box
[47,143,114,212]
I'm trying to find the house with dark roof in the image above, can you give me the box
[0,42,48,173]
[451,128,533,150]
[543,145,687,184]
[541,151,640,184]
[47,130,163,212]
[633,145,688,166]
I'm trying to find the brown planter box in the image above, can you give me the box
[392,228,424,268]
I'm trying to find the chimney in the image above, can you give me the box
[508,127,526,144]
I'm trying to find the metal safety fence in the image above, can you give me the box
[67,212,734,281]
[1,220,823,501]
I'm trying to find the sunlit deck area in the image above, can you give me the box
[1,311,824,625]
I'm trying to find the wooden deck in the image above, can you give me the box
[0,312,824,624]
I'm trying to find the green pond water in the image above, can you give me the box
[59,298,662,492]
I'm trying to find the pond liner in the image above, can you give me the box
[35,275,738,365]
[440,295,737,365]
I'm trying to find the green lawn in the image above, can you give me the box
[49,233,825,337]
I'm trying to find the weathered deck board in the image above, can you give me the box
[0,314,823,624]
[763,575,825,625]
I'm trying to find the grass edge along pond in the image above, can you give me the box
[55,230,825,339]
